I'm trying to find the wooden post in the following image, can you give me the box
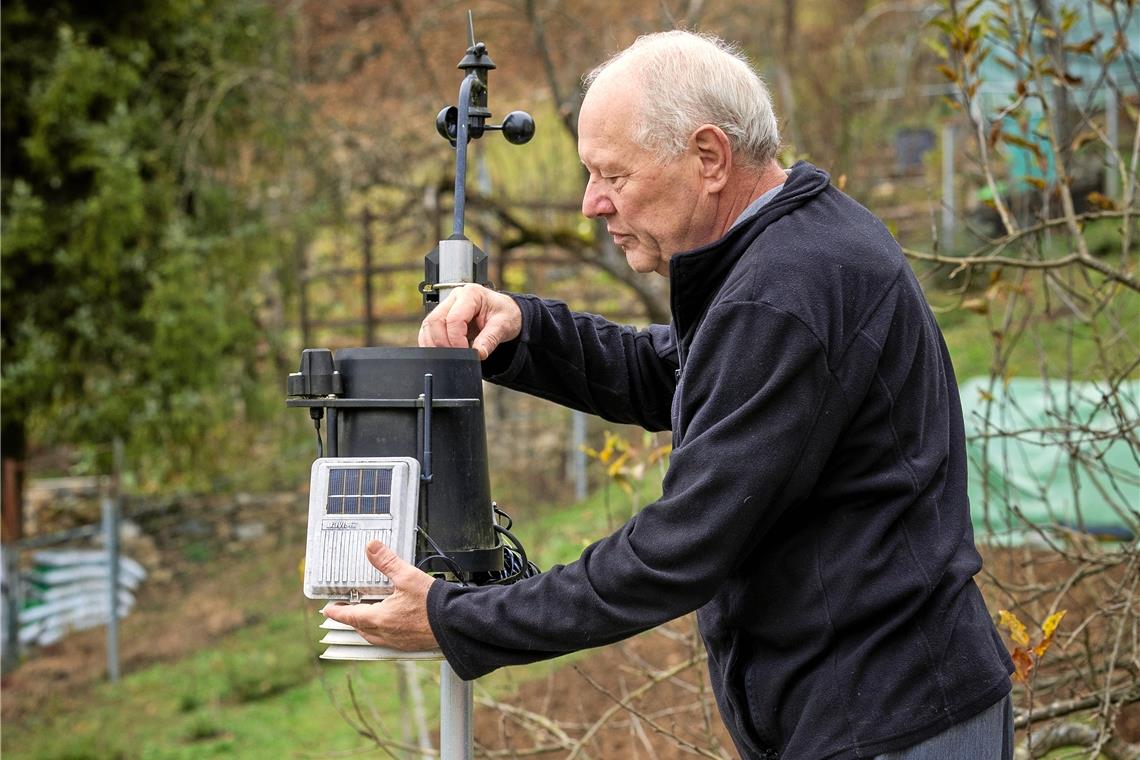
[1,417,25,544]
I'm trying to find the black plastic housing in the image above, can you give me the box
[302,347,503,576]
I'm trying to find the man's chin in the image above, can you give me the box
[623,248,660,274]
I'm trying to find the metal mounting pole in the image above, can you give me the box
[440,662,473,760]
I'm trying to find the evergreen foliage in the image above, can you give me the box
[1,1,317,486]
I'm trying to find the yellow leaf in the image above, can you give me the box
[999,609,1031,647]
[1086,192,1117,211]
[598,433,618,463]
[606,450,631,479]
[1042,610,1067,638]
[1034,609,1068,657]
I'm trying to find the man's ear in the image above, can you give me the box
[691,124,732,192]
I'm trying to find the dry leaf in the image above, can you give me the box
[1086,192,1117,211]
[961,297,989,314]
[999,609,1030,647]
[1011,648,1034,683]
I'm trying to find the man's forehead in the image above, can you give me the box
[577,120,637,169]
[577,77,641,163]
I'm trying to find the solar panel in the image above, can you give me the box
[326,467,393,515]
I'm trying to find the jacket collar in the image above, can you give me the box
[667,161,832,342]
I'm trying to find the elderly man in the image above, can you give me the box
[325,30,1014,760]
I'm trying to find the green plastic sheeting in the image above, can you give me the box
[959,377,1139,542]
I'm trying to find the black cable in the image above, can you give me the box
[492,502,513,530]
[416,527,468,586]
[488,523,532,585]
[417,554,467,581]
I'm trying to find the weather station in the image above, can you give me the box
[286,13,537,759]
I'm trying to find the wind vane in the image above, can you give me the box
[423,10,536,306]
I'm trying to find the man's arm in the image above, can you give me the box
[421,284,679,430]
[427,302,845,679]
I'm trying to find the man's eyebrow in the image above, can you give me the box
[581,158,622,175]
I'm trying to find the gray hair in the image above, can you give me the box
[583,30,780,170]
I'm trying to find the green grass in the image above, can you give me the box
[1,480,646,760]
[3,605,393,759]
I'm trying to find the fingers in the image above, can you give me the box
[470,332,500,361]
[322,600,362,629]
[363,540,421,589]
[420,286,480,351]
[419,285,522,360]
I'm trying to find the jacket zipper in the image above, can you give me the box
[673,322,687,445]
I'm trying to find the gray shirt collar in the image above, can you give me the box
[728,182,786,230]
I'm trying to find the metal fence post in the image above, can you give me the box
[1105,76,1119,199]
[102,438,123,682]
[941,121,956,249]
[1,542,19,673]
[570,410,587,501]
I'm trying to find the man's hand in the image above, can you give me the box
[322,540,438,651]
[419,284,522,360]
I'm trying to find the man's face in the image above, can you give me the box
[577,77,713,277]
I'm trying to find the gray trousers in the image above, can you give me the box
[874,693,1014,760]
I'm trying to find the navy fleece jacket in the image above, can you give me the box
[426,161,1013,759]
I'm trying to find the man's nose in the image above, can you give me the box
[582,178,615,218]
